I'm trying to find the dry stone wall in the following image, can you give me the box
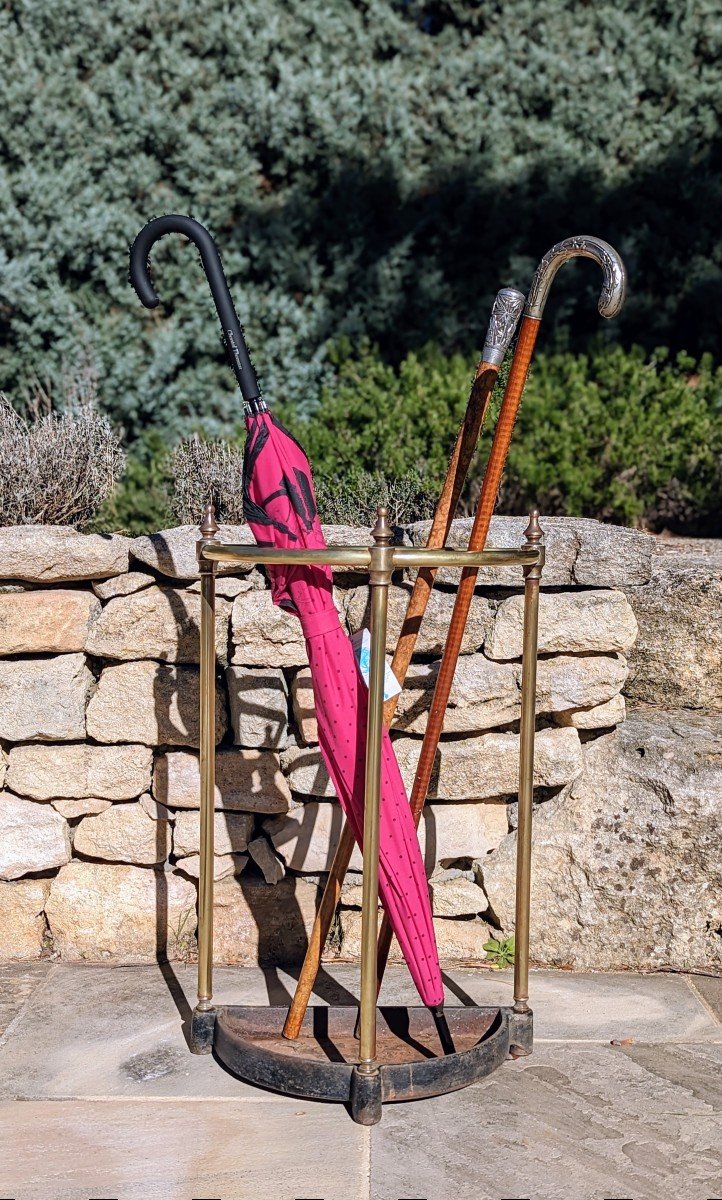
[0,517,718,972]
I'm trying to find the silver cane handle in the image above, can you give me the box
[482,287,526,367]
[525,235,627,321]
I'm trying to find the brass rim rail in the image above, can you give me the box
[194,506,544,1082]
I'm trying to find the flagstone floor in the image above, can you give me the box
[0,960,719,1200]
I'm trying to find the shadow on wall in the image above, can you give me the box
[152,564,358,1033]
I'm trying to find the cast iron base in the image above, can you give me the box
[191,1004,533,1125]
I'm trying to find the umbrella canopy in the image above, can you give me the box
[244,410,444,1009]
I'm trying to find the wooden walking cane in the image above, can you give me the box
[373,235,627,986]
[282,287,525,1040]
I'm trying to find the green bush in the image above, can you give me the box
[288,341,722,533]
[280,339,480,485]
[1,1,721,446]
[500,345,722,532]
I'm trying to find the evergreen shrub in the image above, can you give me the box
[287,341,722,534]
[1,0,721,446]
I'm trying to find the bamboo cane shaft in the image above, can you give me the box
[283,361,498,1041]
[382,363,497,726]
[375,315,541,983]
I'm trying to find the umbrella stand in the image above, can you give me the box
[190,503,544,1126]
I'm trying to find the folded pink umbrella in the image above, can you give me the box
[130,216,451,1047]
[244,411,445,1012]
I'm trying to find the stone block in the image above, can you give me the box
[212,875,321,965]
[393,726,583,799]
[481,708,722,970]
[92,571,155,600]
[626,559,722,711]
[187,573,265,598]
[280,742,335,798]
[0,526,129,582]
[535,653,628,713]
[0,590,99,655]
[86,586,231,663]
[226,665,288,748]
[73,799,171,865]
[7,743,153,801]
[429,875,488,917]
[231,591,346,667]
[172,809,254,857]
[486,590,638,660]
[554,694,626,729]
[174,852,248,881]
[247,835,285,883]
[45,861,197,961]
[0,793,71,879]
[0,653,92,742]
[345,584,494,656]
[290,668,318,744]
[0,879,50,959]
[403,515,653,588]
[393,656,518,734]
[130,524,255,579]
[86,660,227,747]
[51,797,113,818]
[153,748,291,813]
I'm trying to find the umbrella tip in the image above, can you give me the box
[371,506,393,546]
[200,502,219,538]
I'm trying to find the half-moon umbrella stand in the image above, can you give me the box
[190,506,545,1125]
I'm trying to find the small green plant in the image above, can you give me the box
[169,905,198,964]
[483,934,515,970]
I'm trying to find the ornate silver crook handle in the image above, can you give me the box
[525,235,627,321]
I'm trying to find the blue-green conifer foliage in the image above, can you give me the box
[1,1,720,442]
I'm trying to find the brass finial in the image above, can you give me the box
[200,502,219,538]
[523,508,543,548]
[371,506,393,546]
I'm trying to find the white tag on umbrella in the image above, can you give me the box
[350,628,402,701]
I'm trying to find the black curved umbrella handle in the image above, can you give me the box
[129,214,262,406]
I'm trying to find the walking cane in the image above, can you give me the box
[283,287,525,1040]
[373,235,627,986]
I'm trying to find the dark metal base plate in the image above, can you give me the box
[207,1005,528,1122]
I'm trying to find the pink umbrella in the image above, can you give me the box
[130,216,452,1050]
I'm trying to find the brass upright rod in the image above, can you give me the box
[197,505,219,1011]
[358,509,393,1070]
[513,511,543,1013]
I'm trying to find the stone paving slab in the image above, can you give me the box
[0,963,720,1199]
[369,1040,722,1200]
[0,1098,370,1200]
[0,961,50,1036]
[0,963,719,1102]
[689,973,722,1023]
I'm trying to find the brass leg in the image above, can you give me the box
[352,509,393,1123]
[358,543,391,1068]
[513,511,542,1015]
[195,506,220,1022]
[197,562,216,1011]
